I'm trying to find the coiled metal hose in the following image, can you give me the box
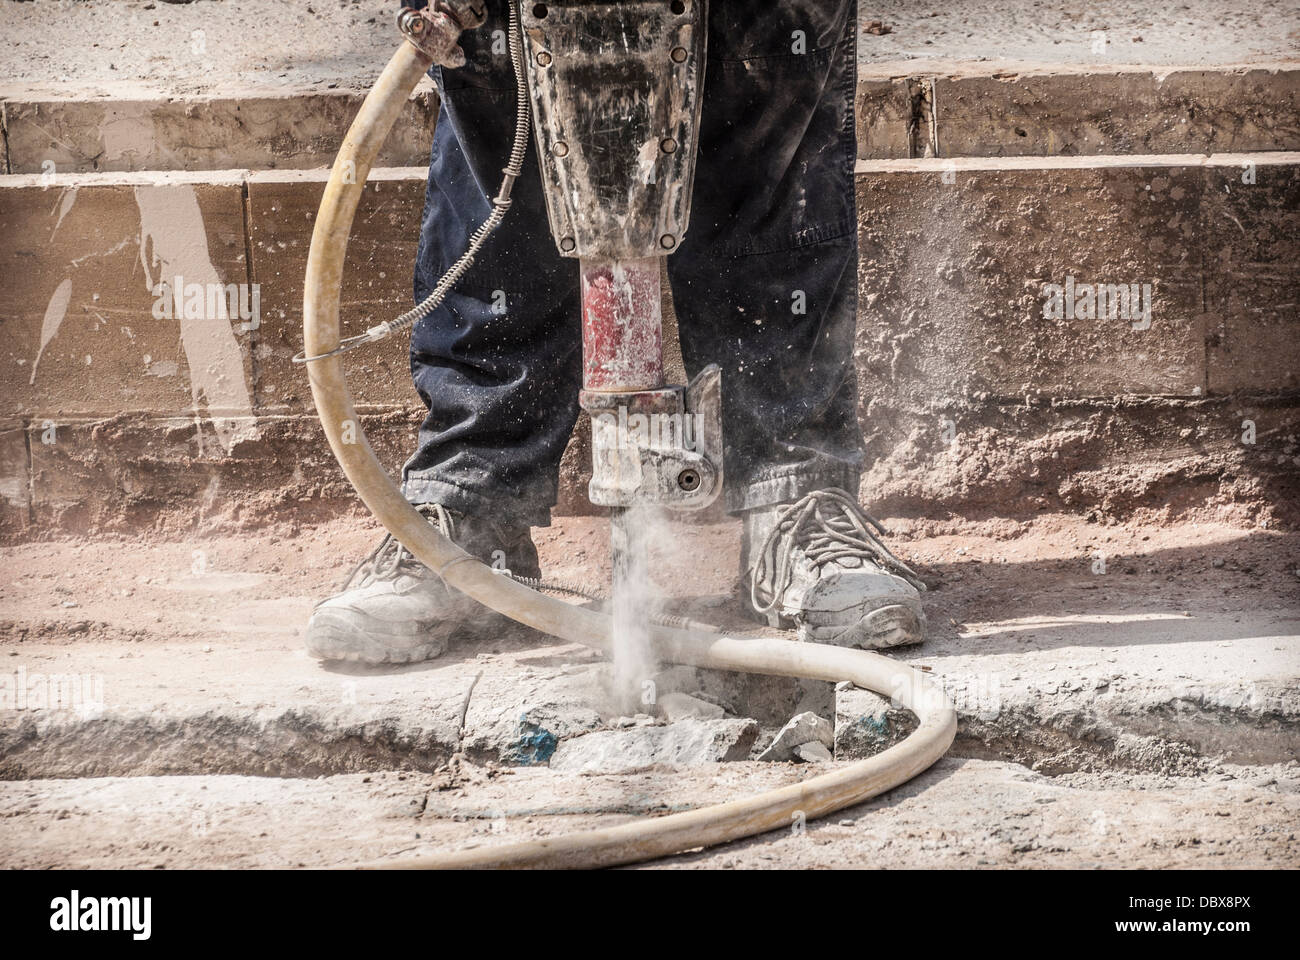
[294,2,531,365]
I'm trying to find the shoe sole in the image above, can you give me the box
[304,605,529,665]
[304,620,447,665]
[801,603,926,650]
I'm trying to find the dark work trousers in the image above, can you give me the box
[402,0,863,527]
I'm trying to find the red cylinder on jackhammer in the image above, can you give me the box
[580,258,664,392]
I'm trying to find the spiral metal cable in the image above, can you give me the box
[294,3,531,365]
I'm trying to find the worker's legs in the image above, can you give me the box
[308,0,919,664]
[668,1,922,648]
[669,0,863,514]
[404,0,862,524]
[401,8,581,528]
[306,5,571,664]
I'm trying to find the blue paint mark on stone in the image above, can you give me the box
[504,718,558,765]
[856,715,891,739]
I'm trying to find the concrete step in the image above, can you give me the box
[2,0,1298,173]
[0,90,439,176]
[2,154,1297,536]
[6,67,1297,174]
[858,70,1300,160]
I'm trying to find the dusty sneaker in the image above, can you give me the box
[742,488,926,649]
[304,503,540,664]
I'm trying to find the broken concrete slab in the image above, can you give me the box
[692,668,814,728]
[0,637,618,779]
[548,719,760,774]
[458,661,612,766]
[835,682,919,760]
[0,518,1296,779]
[756,711,834,763]
[907,613,1300,774]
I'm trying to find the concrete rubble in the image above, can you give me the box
[548,719,760,775]
[657,691,725,722]
[756,712,835,763]
[834,682,919,760]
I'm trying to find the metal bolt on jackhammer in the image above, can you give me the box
[398,9,427,35]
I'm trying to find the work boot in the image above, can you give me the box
[741,488,926,649]
[304,503,541,664]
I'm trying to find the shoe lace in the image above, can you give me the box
[339,503,455,590]
[750,488,926,616]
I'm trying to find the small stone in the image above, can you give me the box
[658,691,724,722]
[793,741,832,763]
[756,711,833,762]
[549,719,759,774]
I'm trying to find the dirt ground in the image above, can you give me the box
[1,512,1296,868]
[3,509,1296,653]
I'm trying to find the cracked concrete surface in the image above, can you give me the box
[2,758,1295,869]
[1,514,1296,867]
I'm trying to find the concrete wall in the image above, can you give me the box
[1,74,1297,538]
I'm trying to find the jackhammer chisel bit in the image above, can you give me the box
[518,0,713,697]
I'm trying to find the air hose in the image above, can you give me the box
[301,29,955,870]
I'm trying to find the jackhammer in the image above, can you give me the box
[296,0,955,869]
